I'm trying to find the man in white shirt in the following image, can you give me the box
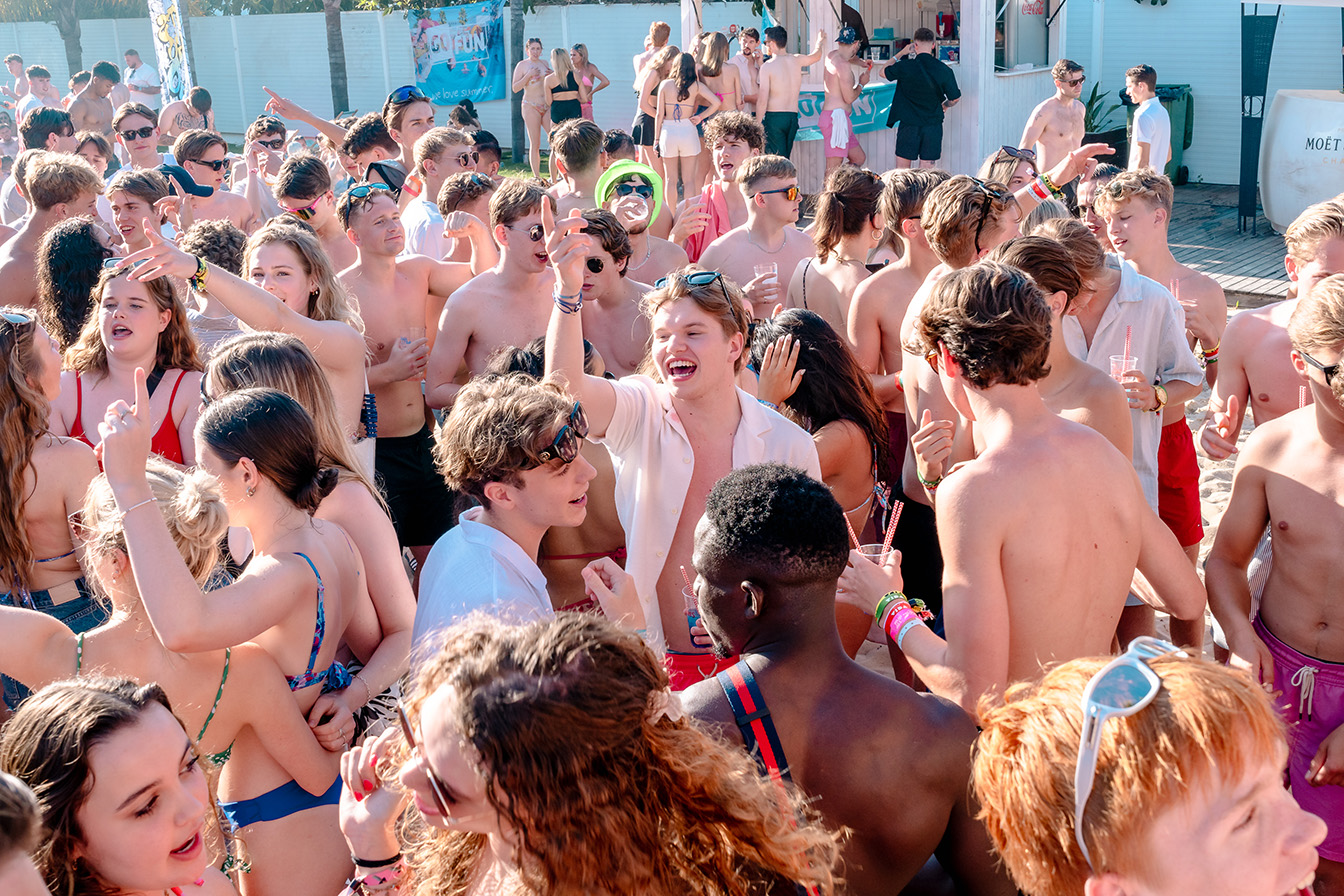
[15,66,54,124]
[413,374,597,650]
[1126,64,1169,173]
[123,49,161,111]
[544,206,821,689]
[400,125,476,259]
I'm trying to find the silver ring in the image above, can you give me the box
[119,412,131,422]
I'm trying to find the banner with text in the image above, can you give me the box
[411,2,506,106]
[147,0,194,104]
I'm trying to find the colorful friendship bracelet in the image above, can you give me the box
[553,288,582,314]
[340,858,406,895]
[189,255,209,293]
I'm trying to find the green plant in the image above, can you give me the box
[1084,82,1122,132]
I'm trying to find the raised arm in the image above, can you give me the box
[0,605,77,689]
[542,204,618,438]
[799,31,828,67]
[262,87,348,147]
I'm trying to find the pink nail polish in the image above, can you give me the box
[195,878,205,887]
[370,755,377,769]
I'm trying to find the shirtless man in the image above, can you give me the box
[273,153,358,272]
[820,26,871,172]
[1095,169,1223,648]
[547,118,604,218]
[678,112,763,263]
[727,27,762,115]
[2,56,27,105]
[857,263,1202,713]
[682,463,1016,896]
[67,61,119,138]
[337,185,485,570]
[575,208,651,377]
[0,154,102,308]
[756,26,826,159]
[158,86,214,142]
[230,115,288,223]
[596,160,688,284]
[544,208,820,688]
[171,130,254,231]
[633,22,671,79]
[427,178,558,408]
[1208,273,1344,896]
[699,154,813,318]
[1199,199,1344,459]
[14,67,59,124]
[1019,59,1086,173]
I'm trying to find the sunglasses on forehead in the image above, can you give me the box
[995,144,1036,163]
[388,85,428,105]
[654,270,733,309]
[535,402,589,465]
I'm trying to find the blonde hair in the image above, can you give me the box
[550,48,574,84]
[81,458,227,588]
[923,175,1016,267]
[1034,217,1107,285]
[973,654,1288,896]
[1093,168,1174,217]
[65,269,203,376]
[639,46,680,87]
[1285,198,1344,264]
[244,220,364,333]
[640,266,750,372]
[737,154,796,195]
[412,126,472,178]
[25,152,103,211]
[1289,272,1344,358]
[0,771,39,861]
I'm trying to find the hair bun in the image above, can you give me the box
[295,466,340,514]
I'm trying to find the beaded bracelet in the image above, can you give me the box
[189,255,209,293]
[1039,172,1063,197]
[554,288,582,314]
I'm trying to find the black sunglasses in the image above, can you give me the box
[654,270,732,309]
[535,401,589,465]
[281,191,331,221]
[586,257,607,274]
[996,144,1036,163]
[257,137,286,150]
[199,375,213,407]
[188,157,229,172]
[395,703,453,817]
[1061,76,1085,86]
[119,125,155,141]
[971,179,1011,254]
[454,150,480,167]
[614,182,653,200]
[506,222,545,242]
[1301,350,1340,388]
[756,185,800,201]
[389,85,429,105]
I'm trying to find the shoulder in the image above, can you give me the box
[37,433,97,470]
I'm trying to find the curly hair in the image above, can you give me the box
[244,220,364,333]
[178,219,247,278]
[400,613,841,896]
[913,261,1052,388]
[0,309,50,594]
[64,268,203,376]
[35,217,112,351]
[703,111,764,153]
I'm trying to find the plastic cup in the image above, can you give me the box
[400,326,427,347]
[682,585,701,635]
[754,262,778,286]
[858,543,893,566]
[1110,355,1138,384]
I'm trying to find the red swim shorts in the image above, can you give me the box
[1157,416,1204,548]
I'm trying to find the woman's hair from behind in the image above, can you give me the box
[209,332,381,503]
[35,217,112,351]
[0,771,39,865]
[65,269,203,375]
[641,45,680,86]
[1033,216,1107,287]
[403,613,840,896]
[0,677,188,896]
[0,309,51,594]
[244,220,364,334]
[197,387,338,515]
[977,148,1035,190]
[673,52,697,102]
[81,456,227,589]
[749,309,888,459]
[1022,197,1071,235]
[813,164,883,262]
[697,31,730,78]
[550,48,573,83]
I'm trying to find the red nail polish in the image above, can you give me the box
[362,779,374,790]
[195,878,205,887]
[370,755,377,769]
[354,792,364,802]
[171,889,183,896]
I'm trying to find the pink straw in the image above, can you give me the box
[1301,385,1309,409]
[881,501,904,555]
[680,566,692,589]
[1123,325,1132,361]
[843,513,860,549]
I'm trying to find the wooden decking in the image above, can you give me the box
[1169,183,1289,307]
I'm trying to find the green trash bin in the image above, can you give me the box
[1123,83,1193,184]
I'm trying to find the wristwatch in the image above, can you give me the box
[1150,382,1168,413]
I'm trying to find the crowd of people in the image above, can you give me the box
[0,22,1335,896]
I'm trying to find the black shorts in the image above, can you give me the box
[895,122,943,161]
[374,424,457,548]
[631,111,655,147]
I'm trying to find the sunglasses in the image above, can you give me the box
[970,179,1011,254]
[1062,76,1086,86]
[188,157,229,172]
[614,182,653,200]
[0,311,34,352]
[1301,350,1340,388]
[1074,636,1185,871]
[344,182,392,202]
[199,375,213,407]
[388,85,429,105]
[102,257,151,277]
[281,191,332,221]
[395,703,454,817]
[585,257,608,274]
[506,222,545,242]
[996,144,1036,163]
[654,270,735,320]
[925,347,940,373]
[119,125,155,141]
[756,185,801,201]
[535,401,589,465]
[257,137,286,150]
[454,150,480,167]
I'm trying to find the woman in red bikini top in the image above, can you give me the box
[51,264,203,466]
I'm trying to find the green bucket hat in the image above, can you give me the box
[595,159,664,225]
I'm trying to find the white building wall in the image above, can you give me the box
[1063,0,1344,185]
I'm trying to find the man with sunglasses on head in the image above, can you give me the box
[847,263,1202,714]
[170,129,253,231]
[111,102,170,172]
[412,374,598,649]
[1020,59,1086,174]
[382,85,436,179]
[573,209,651,378]
[699,154,813,319]
[337,181,490,578]
[1209,275,1344,896]
[401,126,479,260]
[427,179,561,410]
[597,159,688,286]
[545,207,821,688]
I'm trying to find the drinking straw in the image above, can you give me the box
[1123,325,1132,361]
[680,566,692,589]
[881,501,904,555]
[1301,385,1309,409]
[843,513,860,549]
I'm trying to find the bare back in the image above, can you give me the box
[759,55,805,113]
[17,435,98,592]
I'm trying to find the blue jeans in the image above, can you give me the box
[2,577,109,708]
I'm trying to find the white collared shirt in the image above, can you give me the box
[1062,258,1202,510]
[598,375,822,646]
[412,506,552,654]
